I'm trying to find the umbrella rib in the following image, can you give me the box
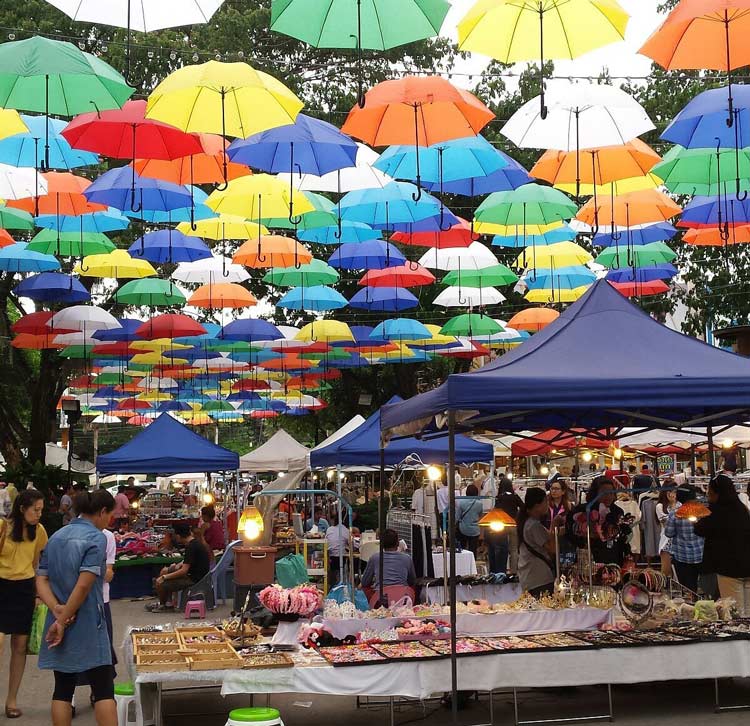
[550,1,574,60]
[315,1,338,48]
[371,1,387,50]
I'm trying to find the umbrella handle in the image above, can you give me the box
[214,180,229,192]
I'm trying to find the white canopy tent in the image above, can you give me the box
[307,415,366,469]
[239,429,310,473]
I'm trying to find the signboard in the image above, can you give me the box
[657,454,676,475]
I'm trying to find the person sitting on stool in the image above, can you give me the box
[360,528,416,606]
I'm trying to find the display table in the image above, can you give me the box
[431,550,477,577]
[110,555,181,600]
[422,582,522,605]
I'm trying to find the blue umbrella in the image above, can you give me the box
[340,182,446,229]
[349,286,419,311]
[605,264,678,283]
[157,401,192,412]
[592,222,677,248]
[492,224,576,248]
[525,265,597,290]
[681,194,750,226]
[127,203,214,224]
[0,115,99,169]
[430,157,532,196]
[388,209,460,233]
[327,240,405,270]
[128,229,212,264]
[299,221,382,244]
[0,243,60,273]
[227,390,262,402]
[228,349,282,365]
[219,319,282,342]
[84,167,193,213]
[277,285,348,311]
[36,208,130,233]
[92,319,143,342]
[370,318,431,341]
[13,272,90,303]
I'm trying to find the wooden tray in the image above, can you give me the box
[188,650,244,671]
[132,631,178,647]
[240,652,294,669]
[176,626,225,648]
[136,653,189,672]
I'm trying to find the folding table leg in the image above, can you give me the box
[714,678,750,713]
[513,684,613,725]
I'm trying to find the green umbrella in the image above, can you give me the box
[27,229,116,256]
[59,344,93,359]
[0,204,34,230]
[596,241,676,269]
[204,340,262,353]
[95,372,132,385]
[201,400,235,412]
[442,263,518,287]
[439,313,503,337]
[263,258,340,286]
[271,0,450,104]
[298,348,352,361]
[651,145,750,196]
[0,36,133,169]
[262,192,337,231]
[475,183,578,227]
[114,279,186,307]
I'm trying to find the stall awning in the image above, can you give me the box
[239,429,310,472]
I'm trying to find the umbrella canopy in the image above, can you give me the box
[492,224,576,248]
[597,242,677,269]
[75,249,156,278]
[6,171,101,215]
[475,183,578,226]
[0,204,34,230]
[205,173,314,220]
[263,258,339,286]
[433,286,505,308]
[0,109,28,140]
[187,283,258,309]
[136,314,206,340]
[611,279,670,297]
[652,145,750,195]
[277,285,348,311]
[507,306,560,331]
[605,264,677,282]
[233,235,313,269]
[577,189,682,227]
[28,230,117,258]
[371,318,431,341]
[145,60,303,139]
[35,208,129,233]
[177,215,269,240]
[128,229,212,264]
[327,240,405,269]
[418,240,498,270]
[682,224,750,245]
[442,263,518,287]
[590,221,677,248]
[14,272,89,303]
[515,241,593,270]
[392,218,477,248]
[115,278,187,306]
[348,286,419,311]
[0,242,60,273]
[297,320,354,342]
[48,304,120,331]
[440,313,503,337]
[172,255,250,284]
[299,221,382,244]
[84,166,193,212]
[0,164,46,200]
[219,319,282,342]
[359,263,435,287]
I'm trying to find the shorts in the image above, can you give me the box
[53,665,114,703]
[159,576,194,595]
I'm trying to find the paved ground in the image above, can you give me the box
[2,598,750,725]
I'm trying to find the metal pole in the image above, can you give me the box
[707,425,716,476]
[447,411,458,724]
[336,463,344,589]
[378,438,386,607]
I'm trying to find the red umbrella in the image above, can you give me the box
[116,398,152,411]
[135,314,206,340]
[250,410,279,419]
[391,218,478,248]
[439,341,491,359]
[611,280,669,297]
[92,342,137,356]
[232,379,271,391]
[512,429,616,457]
[359,263,435,288]
[12,311,70,335]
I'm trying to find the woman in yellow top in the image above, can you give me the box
[0,488,46,719]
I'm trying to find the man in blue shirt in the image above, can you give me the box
[664,503,705,593]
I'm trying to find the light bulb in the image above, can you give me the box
[688,516,698,523]
[244,520,261,540]
[613,448,623,460]
[722,438,734,449]
[426,465,441,482]
[540,465,549,475]
[202,492,214,505]
[489,521,505,533]
[582,452,593,462]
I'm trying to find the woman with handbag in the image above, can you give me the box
[517,488,557,598]
[0,488,47,719]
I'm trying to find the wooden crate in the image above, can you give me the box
[187,645,244,671]
[240,652,294,669]
[135,653,190,672]
[176,626,225,648]
[132,631,178,648]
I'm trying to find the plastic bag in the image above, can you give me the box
[27,603,48,655]
[275,553,309,588]
[327,583,369,612]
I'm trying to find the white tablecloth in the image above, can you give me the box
[432,550,477,577]
[422,582,522,605]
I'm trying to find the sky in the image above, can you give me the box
[441,0,665,89]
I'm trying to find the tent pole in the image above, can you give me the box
[236,469,242,535]
[336,463,344,592]
[378,437,386,607]
[447,410,458,724]
[707,425,716,477]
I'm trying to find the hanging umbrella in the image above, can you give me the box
[259,190,338,231]
[84,166,193,213]
[392,218,478,248]
[74,249,156,278]
[299,221,381,244]
[342,76,494,199]
[682,224,750,245]
[271,0,450,104]
[135,314,206,340]
[359,263,435,287]
[0,204,34,230]
[48,305,121,331]
[589,221,677,248]
[263,258,339,287]
[233,235,313,269]
[611,279,670,297]
[0,163,46,199]
[524,264,597,288]
[440,313,503,337]
[0,109,27,140]
[277,285,348,312]
[514,241,593,270]
[172,255,250,284]
[0,242,60,272]
[35,208,129,233]
[433,157,532,196]
[114,278,187,306]
[442,264,518,287]
[525,285,590,303]
[0,36,133,169]
[605,264,678,282]
[348,286,419,311]
[458,0,629,118]
[297,320,354,342]
[327,240,405,270]
[0,229,15,248]
[433,286,505,308]
[418,241,497,270]
[0,114,99,169]
[370,318,431,341]
[219,319,282,342]
[206,173,314,220]
[128,229,212,264]
[492,224,576,248]
[577,189,682,227]
[652,145,750,196]
[27,229,115,257]
[597,242,677,269]
[176,215,268,240]
[508,307,559,331]
[475,183,578,227]
[187,283,258,309]
[679,193,750,227]
[13,272,89,303]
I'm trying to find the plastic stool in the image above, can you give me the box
[184,598,207,619]
[114,682,139,726]
[226,707,284,726]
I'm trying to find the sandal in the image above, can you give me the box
[5,706,22,719]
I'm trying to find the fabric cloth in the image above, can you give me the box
[0,576,35,634]
[59,493,74,525]
[694,499,750,578]
[0,488,9,517]
[412,486,439,533]
[457,497,483,538]
[436,486,449,514]
[640,495,660,558]
[410,525,434,578]
[361,551,416,589]
[617,499,642,554]
[664,510,704,564]
[0,520,47,580]
[431,550,477,577]
[112,492,130,519]
[567,501,631,565]
[324,524,350,557]
[718,576,750,617]
[184,538,210,583]
[422,582,522,605]
[37,517,111,673]
[203,519,225,550]
[656,502,679,553]
[102,528,116,603]
[518,518,554,592]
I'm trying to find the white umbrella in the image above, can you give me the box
[91,414,122,425]
[192,357,249,370]
[48,305,121,331]
[52,331,100,346]
[137,376,178,389]
[280,144,392,192]
[502,82,655,151]
[418,241,498,271]
[433,286,505,307]
[172,255,250,284]
[0,163,47,199]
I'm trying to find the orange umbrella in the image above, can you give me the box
[11,332,64,349]
[508,307,559,332]
[259,356,317,371]
[532,139,661,193]
[682,224,750,245]
[233,235,312,269]
[576,189,682,227]
[611,280,670,297]
[0,229,15,248]
[7,172,106,215]
[134,133,252,185]
[342,76,494,198]
[187,283,257,309]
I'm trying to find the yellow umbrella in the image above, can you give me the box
[474,220,567,236]
[145,60,303,139]
[0,109,28,141]
[296,320,354,342]
[75,249,156,279]
[177,215,269,240]
[206,174,314,221]
[409,324,457,346]
[525,285,590,303]
[129,352,188,365]
[183,412,213,426]
[554,173,663,197]
[136,391,173,402]
[130,339,192,351]
[514,241,592,270]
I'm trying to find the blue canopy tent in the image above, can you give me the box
[310,396,493,468]
[96,413,239,474]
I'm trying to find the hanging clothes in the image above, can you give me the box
[639,491,660,558]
